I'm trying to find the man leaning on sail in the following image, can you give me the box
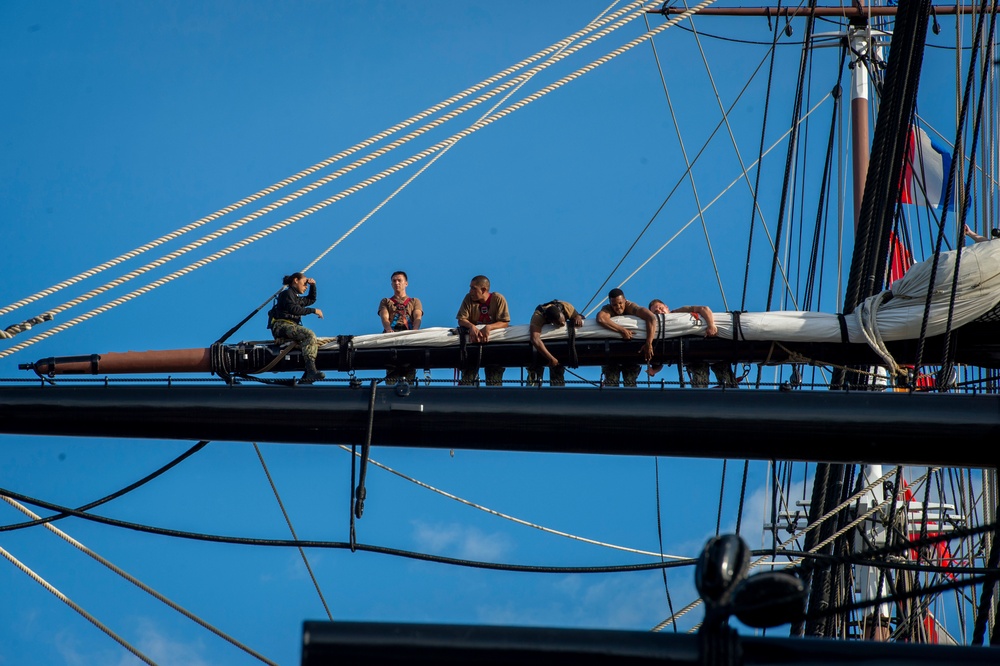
[595,288,655,387]
[456,275,510,385]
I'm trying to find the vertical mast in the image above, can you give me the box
[849,16,873,231]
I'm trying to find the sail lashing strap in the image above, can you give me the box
[336,335,355,371]
[836,314,849,344]
[731,311,746,341]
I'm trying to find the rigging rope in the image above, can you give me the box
[337,444,685,559]
[0,2,645,323]
[1,494,277,665]
[583,92,832,318]
[253,443,333,622]
[0,440,208,533]
[643,11,728,310]
[1,0,719,360]
[581,45,779,313]
[0,542,157,665]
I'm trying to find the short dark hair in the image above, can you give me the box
[391,271,408,280]
[609,288,625,300]
[649,298,665,310]
[542,304,565,325]
[472,275,490,289]
[282,272,305,286]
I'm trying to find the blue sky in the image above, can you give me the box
[0,2,982,664]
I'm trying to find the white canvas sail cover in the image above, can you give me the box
[317,241,1000,354]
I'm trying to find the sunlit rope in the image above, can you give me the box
[0,0,657,349]
[1,494,277,664]
[0,0,718,360]
[649,464,899,632]
[218,2,632,340]
[584,93,832,318]
[0,5,645,323]
[299,0,596,274]
[338,445,687,560]
[0,542,157,665]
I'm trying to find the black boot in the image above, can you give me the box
[301,357,326,384]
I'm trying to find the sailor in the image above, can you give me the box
[377,270,424,384]
[526,300,584,387]
[268,273,326,383]
[647,299,737,388]
[964,224,1000,243]
[456,275,510,385]
[595,288,656,387]
[378,271,424,333]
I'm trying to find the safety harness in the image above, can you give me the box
[387,296,413,331]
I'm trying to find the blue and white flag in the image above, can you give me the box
[899,126,955,211]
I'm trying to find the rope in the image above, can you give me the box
[336,445,685,559]
[0,542,157,665]
[220,3,621,343]
[766,0,818,313]
[253,443,332,622]
[652,465,898,633]
[0,440,208,533]
[853,292,904,380]
[643,11,728,310]
[914,0,994,381]
[654,458,678,632]
[741,3,784,310]
[0,3,643,322]
[1,494,277,665]
[0,482,701,574]
[1,0,718,360]
[583,93,831,317]
[581,46,782,313]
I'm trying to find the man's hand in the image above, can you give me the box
[641,341,653,363]
[314,308,324,319]
[618,327,633,341]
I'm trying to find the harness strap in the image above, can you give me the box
[566,318,579,368]
[389,296,412,331]
[477,294,493,324]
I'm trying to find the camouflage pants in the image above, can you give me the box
[526,364,566,387]
[271,321,319,362]
[602,363,641,387]
[687,362,738,388]
[459,365,505,386]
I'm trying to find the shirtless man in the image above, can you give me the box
[648,299,737,388]
[456,275,510,385]
[595,288,656,387]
